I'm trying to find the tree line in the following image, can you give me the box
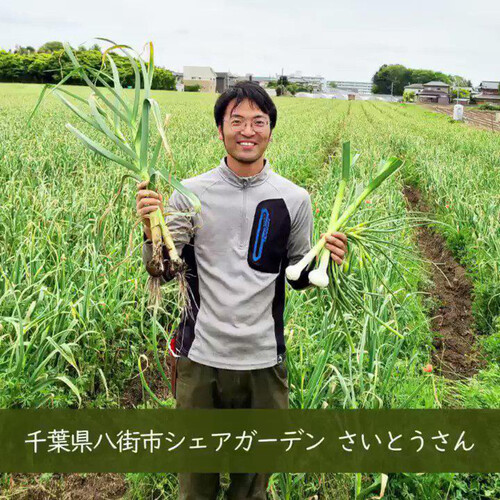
[0,41,176,90]
[372,64,472,95]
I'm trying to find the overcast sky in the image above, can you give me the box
[1,0,499,85]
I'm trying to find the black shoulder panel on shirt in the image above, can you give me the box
[247,198,291,274]
[272,256,288,362]
[175,237,199,356]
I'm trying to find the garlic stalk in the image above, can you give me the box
[285,142,402,287]
[309,142,354,287]
[29,39,201,296]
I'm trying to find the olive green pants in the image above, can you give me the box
[174,356,289,500]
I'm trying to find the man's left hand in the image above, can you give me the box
[322,232,348,266]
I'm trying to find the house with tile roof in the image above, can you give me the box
[473,81,500,105]
[417,81,451,104]
[183,66,217,93]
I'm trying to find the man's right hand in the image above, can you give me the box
[136,180,164,241]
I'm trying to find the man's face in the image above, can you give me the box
[218,98,272,164]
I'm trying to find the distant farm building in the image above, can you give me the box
[404,83,424,94]
[417,81,451,104]
[215,72,229,93]
[288,72,325,92]
[473,81,500,105]
[330,81,373,94]
[183,66,217,93]
[216,72,240,93]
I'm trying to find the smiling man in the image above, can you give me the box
[138,81,347,499]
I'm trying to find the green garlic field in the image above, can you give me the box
[1,83,499,498]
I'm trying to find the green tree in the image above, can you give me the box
[276,84,286,96]
[372,64,468,95]
[38,41,64,53]
[403,90,416,103]
[451,88,471,99]
[0,46,176,89]
[408,69,450,84]
[372,64,411,95]
[152,68,176,90]
[449,75,472,87]
[289,83,313,94]
[328,81,338,89]
[268,77,313,95]
[0,51,24,81]
[14,45,35,55]
[27,53,55,83]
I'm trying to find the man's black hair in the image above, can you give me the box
[214,81,277,130]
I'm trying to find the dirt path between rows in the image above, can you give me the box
[4,473,127,500]
[403,185,486,379]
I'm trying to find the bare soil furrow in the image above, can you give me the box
[403,185,486,379]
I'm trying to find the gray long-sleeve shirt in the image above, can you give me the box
[143,157,313,370]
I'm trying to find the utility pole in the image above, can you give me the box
[391,81,394,96]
